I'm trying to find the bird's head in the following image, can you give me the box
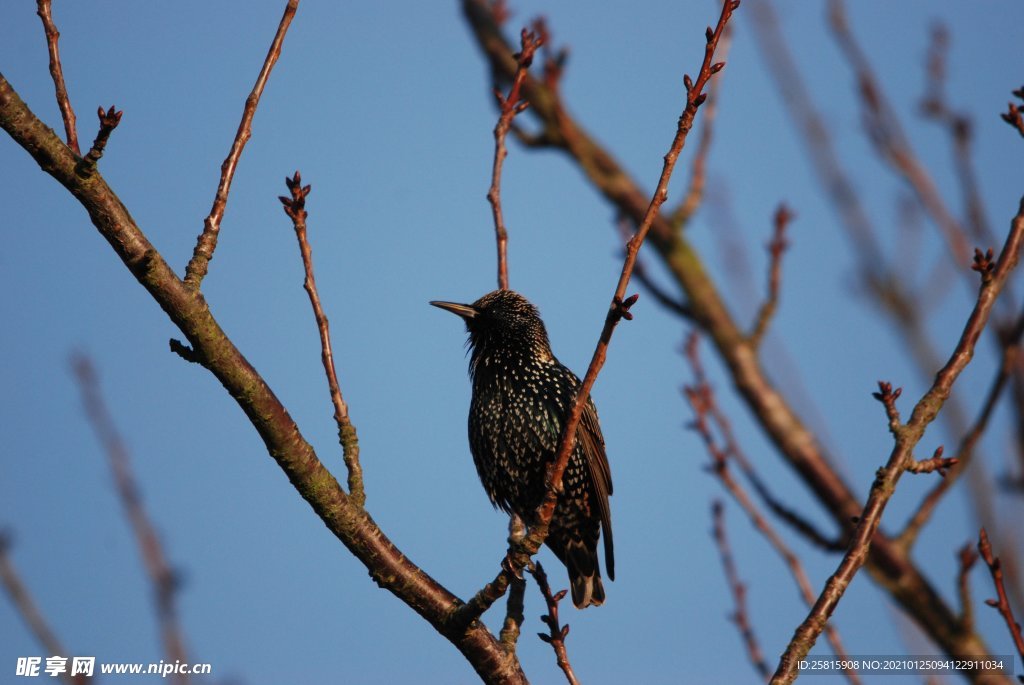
[430,289,553,365]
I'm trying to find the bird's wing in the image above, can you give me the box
[579,397,614,580]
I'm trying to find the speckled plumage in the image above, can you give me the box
[431,289,614,608]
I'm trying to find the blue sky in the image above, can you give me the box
[2,1,1023,683]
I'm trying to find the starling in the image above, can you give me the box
[431,289,614,608]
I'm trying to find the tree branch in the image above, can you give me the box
[772,198,1024,684]
[279,171,365,507]
[712,501,770,681]
[978,528,1024,669]
[184,0,299,289]
[828,0,972,274]
[488,28,543,291]
[531,562,581,685]
[0,532,86,685]
[748,204,791,347]
[918,22,994,248]
[35,0,78,154]
[669,12,733,231]
[71,355,190,684]
[958,542,980,634]
[686,336,859,683]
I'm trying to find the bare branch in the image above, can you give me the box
[35,0,79,154]
[0,533,85,685]
[918,22,994,247]
[712,501,770,681]
[829,0,972,273]
[616,216,693,319]
[184,0,299,289]
[488,28,543,291]
[280,171,365,507]
[772,198,1024,684]
[71,355,190,683]
[685,335,842,553]
[531,562,581,685]
[904,445,958,476]
[978,528,1024,666]
[748,204,792,346]
[685,336,859,683]
[670,9,733,231]
[958,542,980,633]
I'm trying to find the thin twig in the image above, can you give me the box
[829,0,971,274]
[670,8,733,231]
[772,198,1024,684]
[1000,88,1024,139]
[279,172,365,507]
[686,336,859,684]
[958,542,979,633]
[977,528,1024,667]
[904,445,958,476]
[918,22,994,248]
[531,562,581,685]
[184,0,299,289]
[0,533,86,685]
[747,0,885,272]
[711,501,770,681]
[488,29,543,291]
[35,0,78,154]
[71,355,190,684]
[76,105,122,177]
[684,335,843,553]
[616,216,693,319]
[748,204,792,346]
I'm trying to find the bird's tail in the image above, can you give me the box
[548,533,605,609]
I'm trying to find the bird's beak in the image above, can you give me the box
[430,300,478,320]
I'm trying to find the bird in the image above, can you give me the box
[430,289,613,608]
